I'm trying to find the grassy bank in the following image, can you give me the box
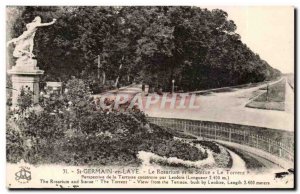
[220,144,266,169]
[246,79,286,111]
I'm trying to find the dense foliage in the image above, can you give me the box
[7,6,280,92]
[7,78,207,165]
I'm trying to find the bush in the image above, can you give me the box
[192,140,221,154]
[17,87,33,114]
[6,123,24,163]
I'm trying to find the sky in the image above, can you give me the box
[205,6,294,74]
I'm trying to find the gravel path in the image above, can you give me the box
[226,149,247,171]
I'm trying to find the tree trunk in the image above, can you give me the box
[102,71,106,85]
[114,64,123,87]
[114,76,120,87]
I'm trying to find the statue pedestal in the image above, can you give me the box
[7,62,44,107]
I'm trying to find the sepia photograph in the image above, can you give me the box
[5,5,295,189]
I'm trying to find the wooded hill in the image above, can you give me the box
[7,6,281,92]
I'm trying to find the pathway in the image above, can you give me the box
[98,78,294,131]
[144,78,294,131]
[226,149,247,171]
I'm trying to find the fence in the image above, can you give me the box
[147,117,294,162]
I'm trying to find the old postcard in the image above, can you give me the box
[6,6,294,189]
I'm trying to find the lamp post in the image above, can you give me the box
[172,79,175,94]
[266,83,269,102]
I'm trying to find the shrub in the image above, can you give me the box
[17,87,33,114]
[6,123,24,163]
[192,140,221,154]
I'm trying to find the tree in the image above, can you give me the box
[7,6,281,92]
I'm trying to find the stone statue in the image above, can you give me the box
[7,16,56,66]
